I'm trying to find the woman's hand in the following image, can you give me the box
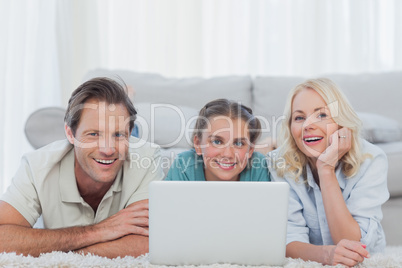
[325,239,370,267]
[317,127,352,171]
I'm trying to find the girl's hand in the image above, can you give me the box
[325,239,370,267]
[317,127,352,171]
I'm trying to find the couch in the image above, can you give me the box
[84,69,402,246]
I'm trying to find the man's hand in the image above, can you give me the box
[94,200,149,242]
[0,199,150,257]
[325,239,370,267]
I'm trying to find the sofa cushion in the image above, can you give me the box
[252,76,305,140]
[135,102,198,149]
[381,197,402,245]
[25,107,66,149]
[326,72,402,127]
[376,141,402,197]
[357,112,402,143]
[83,69,253,110]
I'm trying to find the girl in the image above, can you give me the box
[268,78,389,267]
[165,99,270,181]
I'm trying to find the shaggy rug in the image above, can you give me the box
[0,247,401,267]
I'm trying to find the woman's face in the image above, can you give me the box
[290,88,339,159]
[194,116,254,181]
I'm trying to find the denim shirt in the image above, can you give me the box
[268,139,389,253]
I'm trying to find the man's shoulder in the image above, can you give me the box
[24,139,73,169]
[128,136,161,158]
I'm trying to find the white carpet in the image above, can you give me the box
[0,247,401,267]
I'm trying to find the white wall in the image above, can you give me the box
[1,0,402,192]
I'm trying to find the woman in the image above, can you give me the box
[268,78,389,267]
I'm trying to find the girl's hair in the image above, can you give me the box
[192,99,261,145]
[274,78,366,180]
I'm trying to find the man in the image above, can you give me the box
[0,77,164,258]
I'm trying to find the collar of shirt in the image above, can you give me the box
[305,163,346,191]
[59,149,123,203]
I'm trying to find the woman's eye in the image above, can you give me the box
[294,116,304,122]
[318,113,328,119]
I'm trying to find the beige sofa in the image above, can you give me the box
[84,69,402,246]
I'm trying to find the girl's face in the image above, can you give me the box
[290,88,339,160]
[194,116,254,181]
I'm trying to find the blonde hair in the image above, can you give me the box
[275,78,367,180]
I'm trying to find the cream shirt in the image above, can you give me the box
[1,137,164,228]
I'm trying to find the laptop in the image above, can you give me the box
[149,181,289,266]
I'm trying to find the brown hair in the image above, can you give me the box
[64,77,137,135]
[193,99,261,145]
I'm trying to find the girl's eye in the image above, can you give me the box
[211,139,222,145]
[234,141,244,147]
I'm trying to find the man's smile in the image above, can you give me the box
[94,158,117,165]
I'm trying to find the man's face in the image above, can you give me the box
[65,98,131,184]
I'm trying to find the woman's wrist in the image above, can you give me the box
[317,166,339,188]
[321,245,335,265]
[317,165,335,176]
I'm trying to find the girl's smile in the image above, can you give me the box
[194,116,254,181]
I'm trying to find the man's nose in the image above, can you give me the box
[98,136,116,155]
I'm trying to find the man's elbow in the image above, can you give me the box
[128,235,149,257]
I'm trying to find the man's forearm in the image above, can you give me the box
[0,200,150,257]
[76,234,149,258]
[0,224,104,257]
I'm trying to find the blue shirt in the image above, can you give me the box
[267,139,389,253]
[165,149,271,181]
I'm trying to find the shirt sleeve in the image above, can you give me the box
[164,155,189,181]
[0,156,41,227]
[345,151,389,253]
[267,150,310,245]
[270,173,310,244]
[256,153,271,181]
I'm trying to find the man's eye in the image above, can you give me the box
[89,133,98,136]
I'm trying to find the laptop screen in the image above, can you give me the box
[149,181,289,266]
